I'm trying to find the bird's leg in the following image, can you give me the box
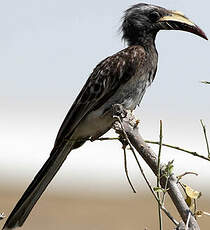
[112,104,141,151]
[112,104,132,146]
[112,104,130,146]
[112,104,127,119]
[112,104,140,130]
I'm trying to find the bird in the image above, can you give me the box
[2,3,207,230]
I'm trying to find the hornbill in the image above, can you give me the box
[3,3,207,229]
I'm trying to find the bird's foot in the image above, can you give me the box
[112,104,127,119]
[112,104,140,136]
[112,104,140,128]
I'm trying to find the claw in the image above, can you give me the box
[112,104,127,119]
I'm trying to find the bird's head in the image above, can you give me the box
[122,3,208,46]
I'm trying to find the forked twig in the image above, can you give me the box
[111,104,200,229]
[114,115,179,226]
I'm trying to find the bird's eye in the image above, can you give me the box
[149,11,160,22]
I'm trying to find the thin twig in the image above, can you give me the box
[161,168,169,204]
[145,140,210,162]
[200,120,210,158]
[98,137,120,141]
[115,116,179,226]
[161,161,173,206]
[94,131,137,193]
[71,136,210,162]
[201,81,210,84]
[177,172,198,183]
[123,146,136,193]
[194,199,197,219]
[178,182,187,196]
[157,120,163,230]
[185,212,191,230]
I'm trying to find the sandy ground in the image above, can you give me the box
[0,188,210,230]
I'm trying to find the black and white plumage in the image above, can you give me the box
[3,3,207,229]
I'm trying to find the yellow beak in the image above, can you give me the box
[158,11,208,40]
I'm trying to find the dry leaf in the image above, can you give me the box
[185,196,193,209]
[195,210,210,218]
[184,184,201,200]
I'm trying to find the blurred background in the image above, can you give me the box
[0,0,209,229]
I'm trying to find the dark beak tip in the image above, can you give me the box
[199,31,208,40]
[195,25,208,40]
[203,34,208,40]
[201,34,209,41]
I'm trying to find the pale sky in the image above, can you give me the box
[0,0,209,196]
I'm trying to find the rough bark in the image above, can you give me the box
[112,104,200,230]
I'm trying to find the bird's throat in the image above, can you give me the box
[127,30,157,51]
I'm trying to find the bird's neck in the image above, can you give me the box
[128,34,158,66]
[127,31,157,52]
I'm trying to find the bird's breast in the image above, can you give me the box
[123,70,154,109]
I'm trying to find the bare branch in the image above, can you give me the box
[177,172,198,183]
[200,120,210,158]
[161,161,172,204]
[97,137,120,141]
[145,141,210,162]
[113,112,179,227]
[185,212,191,230]
[95,137,210,162]
[201,81,210,85]
[123,146,136,193]
[157,120,163,230]
[73,134,210,162]
[112,105,200,230]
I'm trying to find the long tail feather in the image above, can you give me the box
[2,141,74,229]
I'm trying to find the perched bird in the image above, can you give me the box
[3,3,207,230]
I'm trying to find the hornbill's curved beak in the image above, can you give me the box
[158,11,208,40]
